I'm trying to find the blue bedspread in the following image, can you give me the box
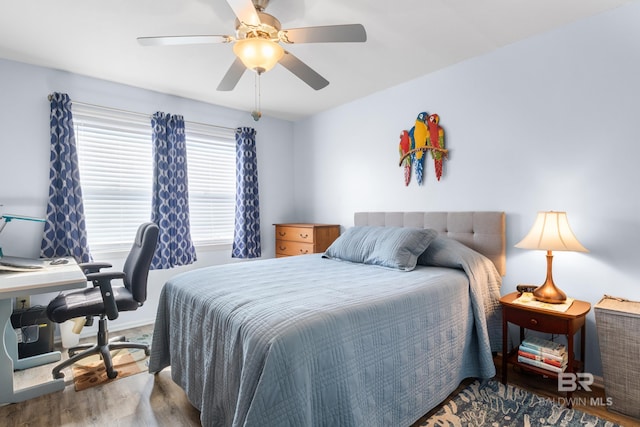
[149,247,501,426]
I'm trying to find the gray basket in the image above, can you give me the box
[595,295,640,419]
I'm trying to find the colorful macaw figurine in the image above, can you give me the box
[408,112,428,185]
[399,130,411,186]
[428,113,445,181]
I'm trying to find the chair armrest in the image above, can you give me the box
[85,271,126,282]
[79,261,113,274]
[86,271,125,321]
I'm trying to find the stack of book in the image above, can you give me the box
[517,336,568,373]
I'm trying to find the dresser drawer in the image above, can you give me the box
[275,226,316,243]
[276,240,315,256]
[274,223,340,257]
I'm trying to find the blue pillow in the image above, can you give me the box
[323,226,438,271]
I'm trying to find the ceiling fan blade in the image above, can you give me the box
[226,0,261,26]
[137,35,231,46]
[279,51,329,90]
[281,24,367,44]
[217,58,247,91]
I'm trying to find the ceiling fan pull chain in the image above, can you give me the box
[251,72,262,121]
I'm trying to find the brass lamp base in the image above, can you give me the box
[532,250,567,304]
[533,281,567,304]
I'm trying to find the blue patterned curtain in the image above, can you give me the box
[150,112,196,269]
[40,92,92,262]
[232,127,261,258]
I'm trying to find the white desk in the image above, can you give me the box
[0,258,86,403]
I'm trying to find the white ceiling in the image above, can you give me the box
[0,0,631,121]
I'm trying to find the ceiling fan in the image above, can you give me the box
[137,0,367,92]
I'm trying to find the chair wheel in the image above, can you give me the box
[107,370,118,379]
[54,372,65,379]
[144,348,150,356]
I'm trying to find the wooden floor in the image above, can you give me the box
[1,324,201,427]
[2,324,639,426]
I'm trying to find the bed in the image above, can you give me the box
[149,211,505,426]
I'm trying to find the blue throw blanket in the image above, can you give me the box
[149,242,501,426]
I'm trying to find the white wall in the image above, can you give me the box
[0,58,295,331]
[292,2,640,377]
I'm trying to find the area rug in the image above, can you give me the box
[71,331,152,391]
[421,380,620,427]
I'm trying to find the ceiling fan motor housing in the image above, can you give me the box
[235,12,281,41]
[252,0,270,12]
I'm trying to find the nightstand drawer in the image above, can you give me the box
[504,306,570,334]
[275,226,315,243]
[276,240,315,256]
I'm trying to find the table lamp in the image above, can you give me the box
[0,214,47,258]
[515,211,588,303]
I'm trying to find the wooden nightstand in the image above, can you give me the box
[274,223,340,257]
[500,291,591,404]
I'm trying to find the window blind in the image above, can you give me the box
[185,122,236,245]
[73,103,236,252]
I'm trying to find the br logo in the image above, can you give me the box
[558,372,594,392]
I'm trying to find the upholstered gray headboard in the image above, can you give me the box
[354,211,506,276]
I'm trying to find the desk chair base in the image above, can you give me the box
[51,316,150,380]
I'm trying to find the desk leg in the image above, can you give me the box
[14,352,62,371]
[0,298,65,404]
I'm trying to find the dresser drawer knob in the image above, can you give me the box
[299,249,309,254]
[299,233,309,239]
[279,246,287,251]
[278,232,286,237]
[529,318,538,325]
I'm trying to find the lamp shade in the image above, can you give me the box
[515,211,588,252]
[233,38,284,73]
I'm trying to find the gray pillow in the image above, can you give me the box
[323,226,438,271]
[418,235,474,267]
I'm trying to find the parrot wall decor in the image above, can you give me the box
[408,112,428,185]
[399,130,411,186]
[398,111,448,185]
[427,113,445,181]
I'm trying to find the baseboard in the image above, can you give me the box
[53,317,155,345]
[591,374,604,390]
[101,317,155,334]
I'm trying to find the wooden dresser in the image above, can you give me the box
[274,223,340,257]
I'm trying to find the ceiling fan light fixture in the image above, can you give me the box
[233,38,284,73]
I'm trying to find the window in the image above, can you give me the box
[73,103,236,252]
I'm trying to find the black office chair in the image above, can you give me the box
[46,222,159,379]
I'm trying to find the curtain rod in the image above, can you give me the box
[47,95,237,132]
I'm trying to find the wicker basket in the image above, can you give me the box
[595,295,640,419]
